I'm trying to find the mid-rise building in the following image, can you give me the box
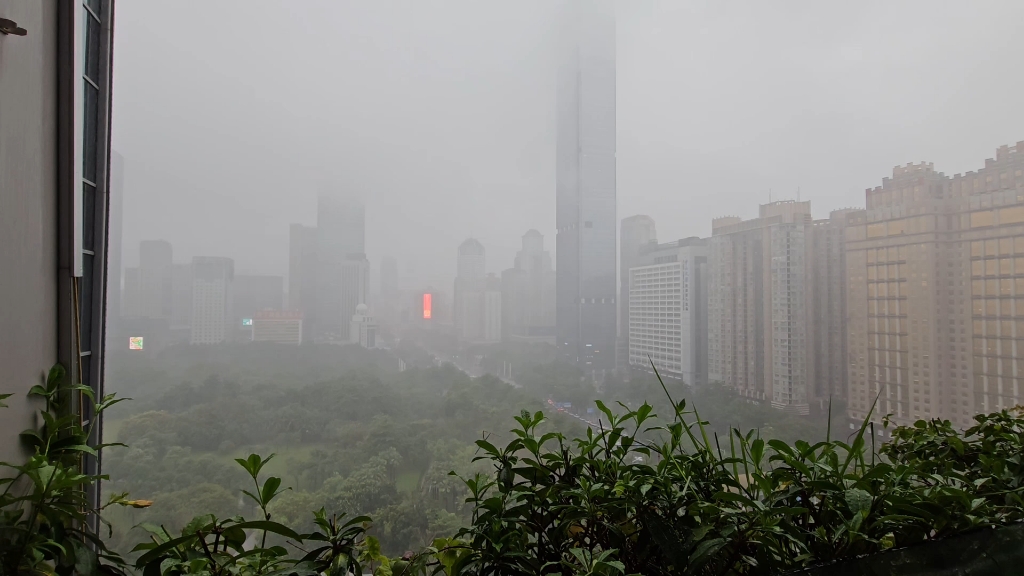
[628,237,708,385]
[846,142,1024,429]
[501,230,556,343]
[555,0,618,373]
[190,257,234,344]
[252,309,304,345]
[349,304,377,348]
[708,201,817,414]
[620,216,658,365]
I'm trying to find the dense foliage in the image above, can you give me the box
[0,365,140,576]
[7,347,1023,575]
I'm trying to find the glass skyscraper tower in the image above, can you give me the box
[555,0,617,372]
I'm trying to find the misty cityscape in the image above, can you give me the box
[4,0,1024,572]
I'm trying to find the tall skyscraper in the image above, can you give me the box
[502,230,556,343]
[846,142,1024,429]
[316,193,369,338]
[555,0,618,372]
[190,257,234,345]
[139,240,173,320]
[708,201,817,415]
[628,237,708,385]
[619,215,657,367]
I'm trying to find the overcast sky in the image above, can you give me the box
[112,0,1024,292]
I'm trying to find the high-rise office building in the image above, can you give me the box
[190,257,234,345]
[619,215,658,367]
[502,230,556,343]
[811,209,863,402]
[555,0,618,372]
[628,237,709,385]
[846,142,1024,429]
[708,201,817,415]
[139,240,173,320]
[316,194,368,338]
[0,1,116,476]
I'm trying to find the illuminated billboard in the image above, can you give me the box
[423,293,432,319]
[242,318,253,326]
[128,337,144,350]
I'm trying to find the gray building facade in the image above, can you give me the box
[0,0,117,504]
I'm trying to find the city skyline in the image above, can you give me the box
[111,1,1024,292]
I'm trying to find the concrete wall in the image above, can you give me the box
[0,1,59,463]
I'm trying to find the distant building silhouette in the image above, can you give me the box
[502,230,556,343]
[190,257,234,344]
[555,0,618,373]
[315,193,369,339]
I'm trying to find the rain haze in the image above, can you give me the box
[114,0,1024,288]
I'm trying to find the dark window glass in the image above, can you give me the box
[83,183,96,252]
[83,8,100,82]
[83,82,98,182]
[80,254,94,354]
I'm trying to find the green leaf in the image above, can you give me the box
[231,520,301,540]
[261,476,285,506]
[845,488,873,516]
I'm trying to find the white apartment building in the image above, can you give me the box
[628,238,708,385]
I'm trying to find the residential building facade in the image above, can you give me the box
[708,201,817,414]
[846,143,1024,428]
